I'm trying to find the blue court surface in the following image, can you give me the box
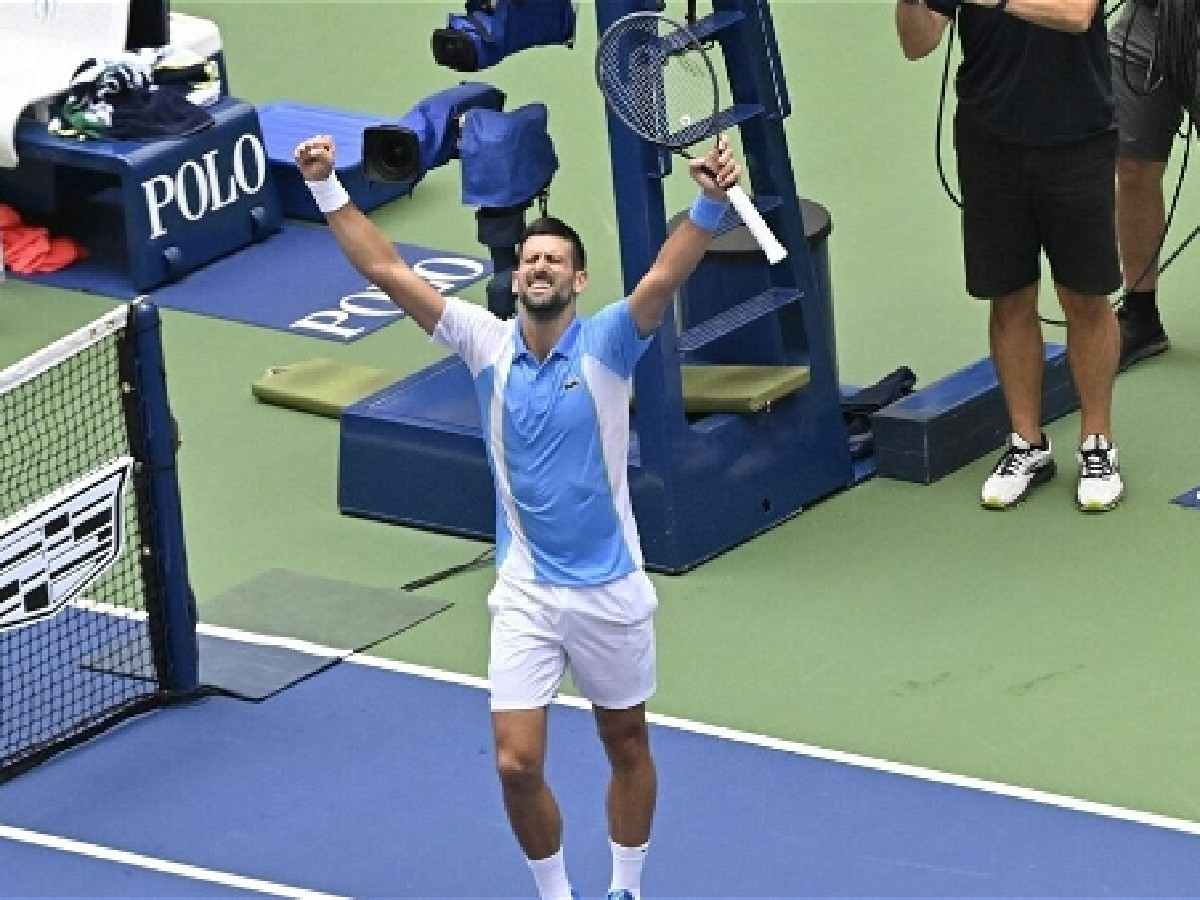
[2,631,1199,899]
[16,224,490,343]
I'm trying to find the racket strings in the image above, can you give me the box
[596,15,719,150]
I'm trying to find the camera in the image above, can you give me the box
[361,82,505,184]
[431,0,576,73]
[459,103,559,320]
[362,126,423,184]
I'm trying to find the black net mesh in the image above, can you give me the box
[0,315,165,781]
[596,13,719,150]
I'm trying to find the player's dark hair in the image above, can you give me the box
[519,217,587,271]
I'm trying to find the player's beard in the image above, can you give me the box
[518,282,575,321]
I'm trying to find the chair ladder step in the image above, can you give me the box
[716,103,765,131]
[677,287,802,353]
[688,10,748,44]
[661,10,747,51]
[677,105,765,151]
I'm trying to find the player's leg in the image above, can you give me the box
[565,571,659,899]
[493,708,559,858]
[595,702,655,900]
[488,581,575,900]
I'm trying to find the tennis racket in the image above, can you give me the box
[595,10,788,265]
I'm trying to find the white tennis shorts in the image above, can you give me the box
[487,569,658,711]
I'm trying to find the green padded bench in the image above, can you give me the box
[253,359,810,418]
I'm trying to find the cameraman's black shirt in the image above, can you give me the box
[955,5,1115,145]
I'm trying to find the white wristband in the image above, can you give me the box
[305,172,350,214]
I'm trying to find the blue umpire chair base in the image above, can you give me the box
[338,353,855,574]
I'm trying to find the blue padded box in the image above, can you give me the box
[258,102,412,221]
[1,97,282,292]
[339,356,496,539]
[871,344,1078,484]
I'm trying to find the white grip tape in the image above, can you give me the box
[726,186,788,265]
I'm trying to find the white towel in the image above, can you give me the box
[0,0,131,168]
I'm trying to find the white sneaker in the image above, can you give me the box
[1076,434,1123,512]
[981,433,1056,509]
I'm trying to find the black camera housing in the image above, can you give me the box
[361,125,423,184]
[431,27,481,72]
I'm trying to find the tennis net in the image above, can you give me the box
[1,303,197,783]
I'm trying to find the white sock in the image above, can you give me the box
[527,846,572,900]
[610,839,649,898]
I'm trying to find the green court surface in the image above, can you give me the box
[4,0,1200,832]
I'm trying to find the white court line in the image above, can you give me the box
[51,605,1200,855]
[73,599,349,660]
[0,825,347,900]
[343,653,1200,840]
[1,605,349,893]
[198,621,346,658]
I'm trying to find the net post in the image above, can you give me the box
[128,301,199,693]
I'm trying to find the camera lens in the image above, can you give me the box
[384,142,416,173]
[362,125,422,183]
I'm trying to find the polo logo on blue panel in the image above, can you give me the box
[0,457,131,632]
[141,133,268,240]
[289,255,489,341]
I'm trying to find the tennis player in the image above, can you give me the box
[295,133,740,900]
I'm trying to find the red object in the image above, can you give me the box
[0,203,88,273]
[0,203,20,229]
[34,236,88,272]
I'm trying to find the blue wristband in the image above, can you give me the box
[689,193,730,232]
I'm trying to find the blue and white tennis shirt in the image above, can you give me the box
[433,297,652,587]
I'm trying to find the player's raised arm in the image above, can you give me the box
[628,136,742,337]
[294,135,446,335]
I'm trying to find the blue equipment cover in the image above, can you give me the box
[401,81,506,175]
[261,84,505,220]
[442,0,576,70]
[460,104,558,208]
[259,102,410,220]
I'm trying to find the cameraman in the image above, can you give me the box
[897,0,1126,512]
[1109,0,1192,367]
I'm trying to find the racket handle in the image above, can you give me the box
[726,186,788,265]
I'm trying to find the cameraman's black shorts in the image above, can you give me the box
[955,115,1121,299]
